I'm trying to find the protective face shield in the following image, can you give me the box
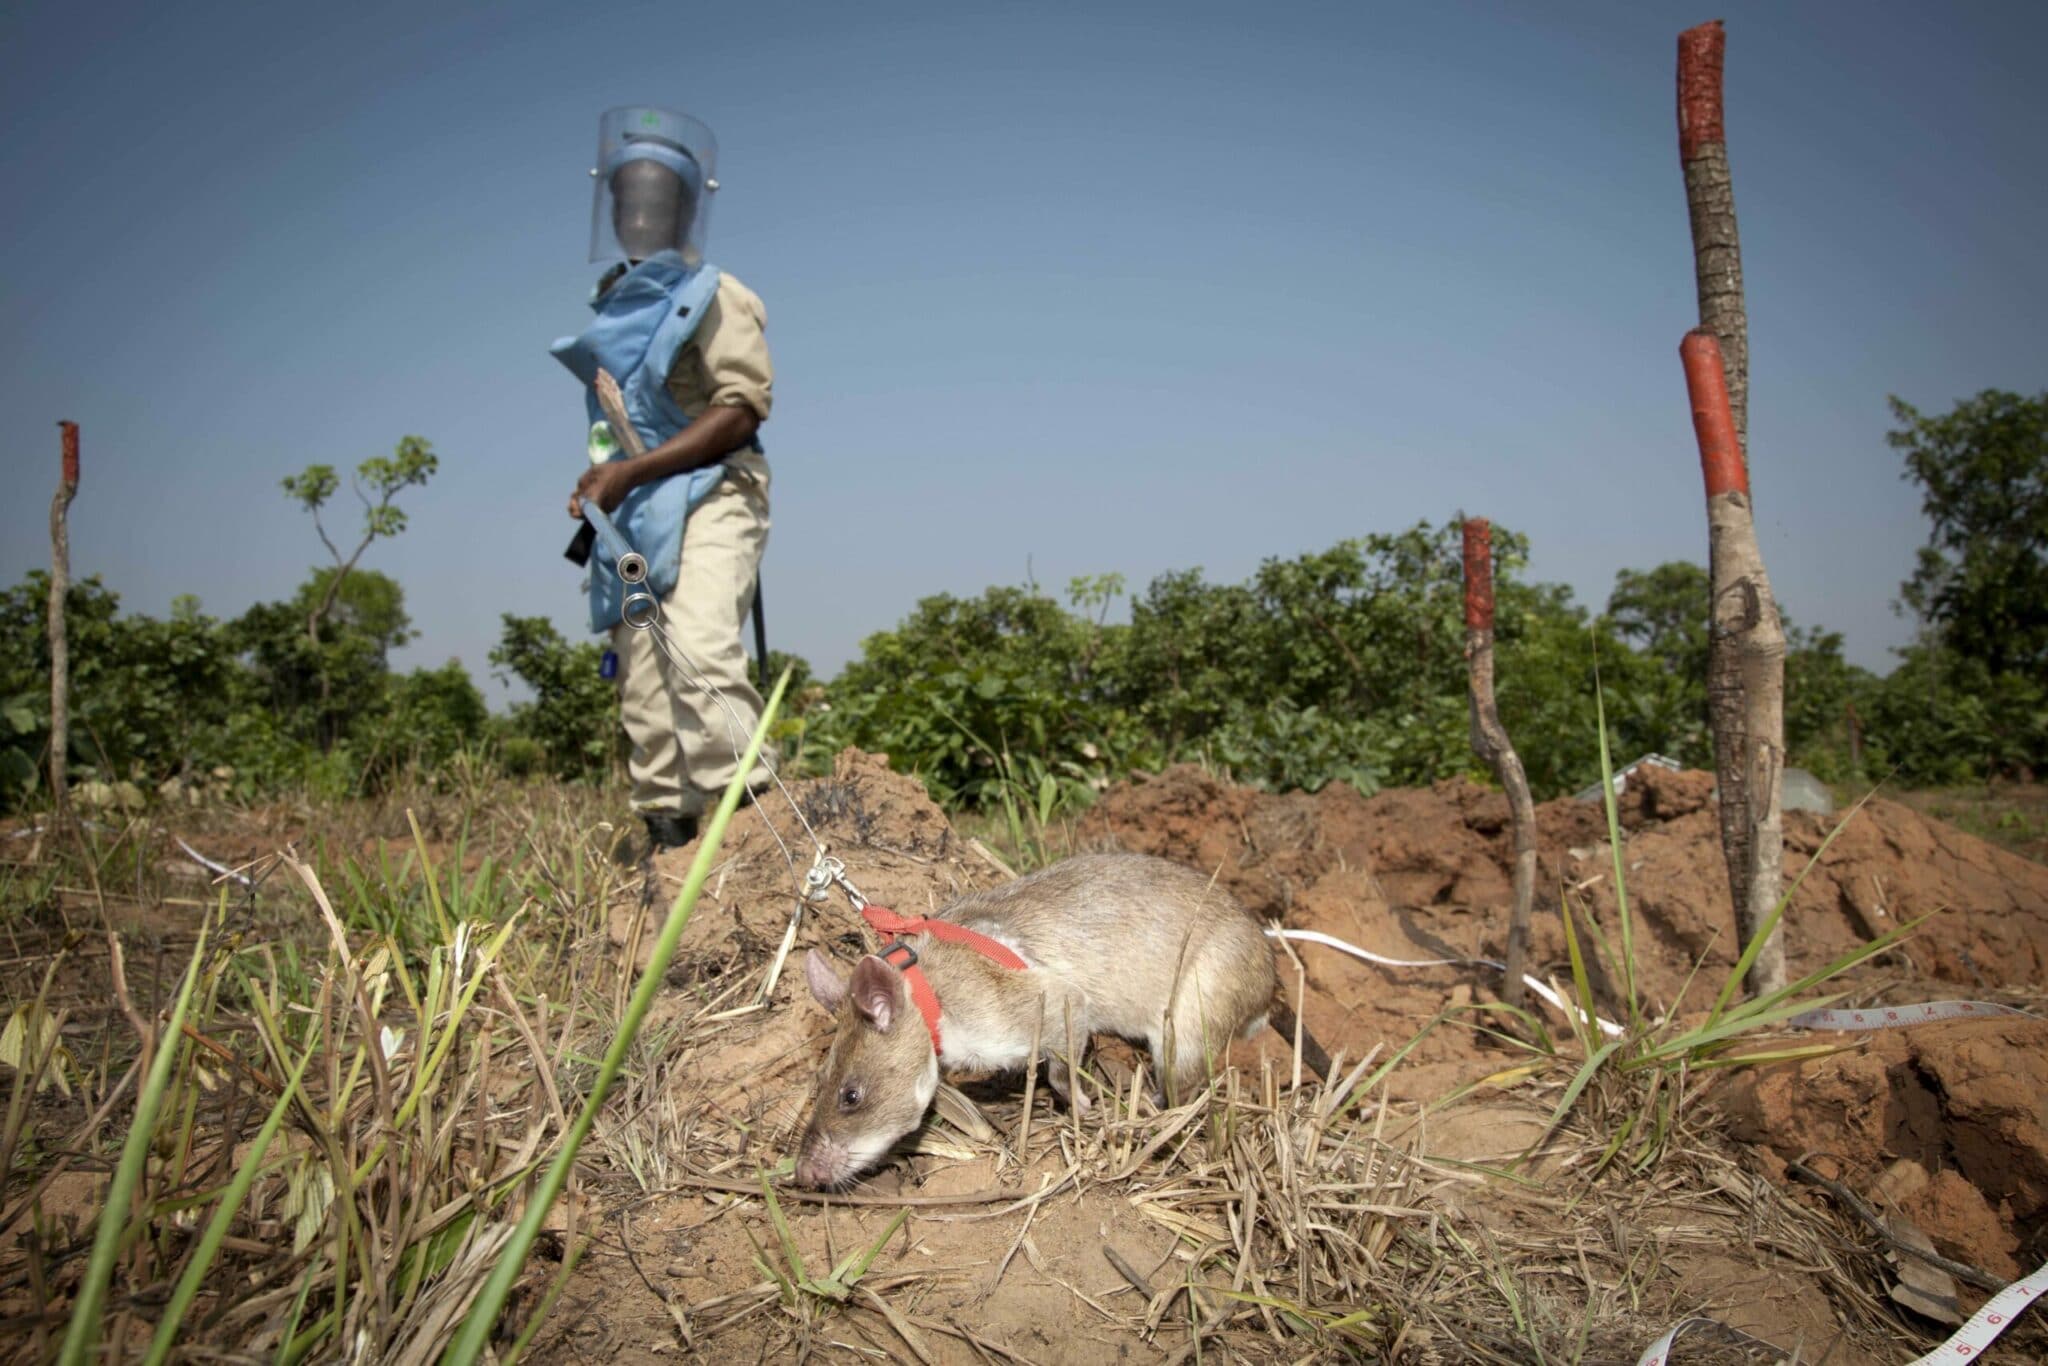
[588,106,719,265]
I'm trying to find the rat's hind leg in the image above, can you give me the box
[1045,1042,1093,1117]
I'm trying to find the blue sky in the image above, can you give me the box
[4,1,2044,699]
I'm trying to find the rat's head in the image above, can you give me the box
[795,949,939,1189]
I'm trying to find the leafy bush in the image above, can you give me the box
[232,568,415,750]
[357,660,491,788]
[816,523,1655,801]
[806,522,2004,808]
[0,577,250,796]
[1892,389,2047,677]
[1862,643,2047,784]
[0,571,491,810]
[490,615,620,781]
[812,584,1136,804]
[8,407,2042,817]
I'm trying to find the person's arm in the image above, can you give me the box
[567,276,771,520]
[567,404,757,518]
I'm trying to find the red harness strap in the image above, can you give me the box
[861,905,1027,1057]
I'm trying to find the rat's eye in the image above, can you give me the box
[838,1083,863,1112]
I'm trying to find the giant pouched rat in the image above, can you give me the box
[794,852,1326,1189]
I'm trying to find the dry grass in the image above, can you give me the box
[0,767,2031,1364]
[567,1009,1938,1364]
[0,776,640,1361]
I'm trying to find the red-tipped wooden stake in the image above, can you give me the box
[50,422,80,819]
[1681,332,1787,997]
[1462,518,1537,1015]
[1679,19,1751,454]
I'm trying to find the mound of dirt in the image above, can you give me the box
[1077,760,2048,1281]
[1715,1015,2048,1281]
[1080,761,2048,1014]
[557,751,2047,1358]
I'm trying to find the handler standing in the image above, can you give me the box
[554,106,774,851]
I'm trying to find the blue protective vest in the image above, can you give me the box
[550,251,728,632]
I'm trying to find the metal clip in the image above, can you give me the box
[620,591,659,630]
[802,852,844,905]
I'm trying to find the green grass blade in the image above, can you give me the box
[143,1039,316,1366]
[1589,668,1637,1023]
[409,808,454,944]
[1558,894,1600,1052]
[58,929,209,1366]
[1548,1039,1622,1128]
[272,1268,319,1366]
[1588,1101,1639,1179]
[1632,994,1852,1063]
[760,1169,807,1285]
[1336,1011,1445,1118]
[1718,914,1928,1029]
[1684,1042,1858,1070]
[1447,1001,1553,1058]
[444,668,790,1365]
[829,1204,909,1286]
[501,1235,591,1366]
[1514,1037,1623,1168]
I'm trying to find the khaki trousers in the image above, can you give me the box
[612,449,775,815]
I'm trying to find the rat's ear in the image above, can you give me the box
[805,948,847,1013]
[848,955,904,1032]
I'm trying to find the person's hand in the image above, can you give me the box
[569,461,636,518]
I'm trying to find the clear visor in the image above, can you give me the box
[588,106,718,265]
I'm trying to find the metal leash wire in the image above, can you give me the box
[579,381,871,917]
[622,569,868,914]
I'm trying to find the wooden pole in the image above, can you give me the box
[1462,518,1537,1014]
[49,422,79,820]
[1682,333,1787,997]
[1678,19,1750,452]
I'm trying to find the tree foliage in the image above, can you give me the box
[489,615,619,780]
[817,523,1686,802]
[0,569,486,806]
[1,576,241,793]
[234,568,415,748]
[8,387,2045,811]
[282,437,438,721]
[1881,390,2048,778]
[1893,390,2048,674]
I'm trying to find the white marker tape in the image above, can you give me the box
[1272,928,1626,1038]
[1789,1000,2038,1032]
[174,836,255,888]
[1633,1255,2048,1364]
[1632,1316,1779,1365]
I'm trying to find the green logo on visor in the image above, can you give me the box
[640,111,660,128]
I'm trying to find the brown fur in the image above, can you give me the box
[796,853,1283,1187]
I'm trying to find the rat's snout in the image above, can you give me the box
[794,1144,841,1189]
[794,1121,853,1189]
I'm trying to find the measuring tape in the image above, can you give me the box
[1633,1254,2046,1363]
[1789,1000,2038,1031]
[1900,1264,2048,1363]
[1274,934,2045,1042]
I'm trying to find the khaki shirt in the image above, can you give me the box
[664,272,773,423]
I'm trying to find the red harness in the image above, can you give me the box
[860,905,1028,1057]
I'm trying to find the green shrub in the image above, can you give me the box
[489,615,620,781]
